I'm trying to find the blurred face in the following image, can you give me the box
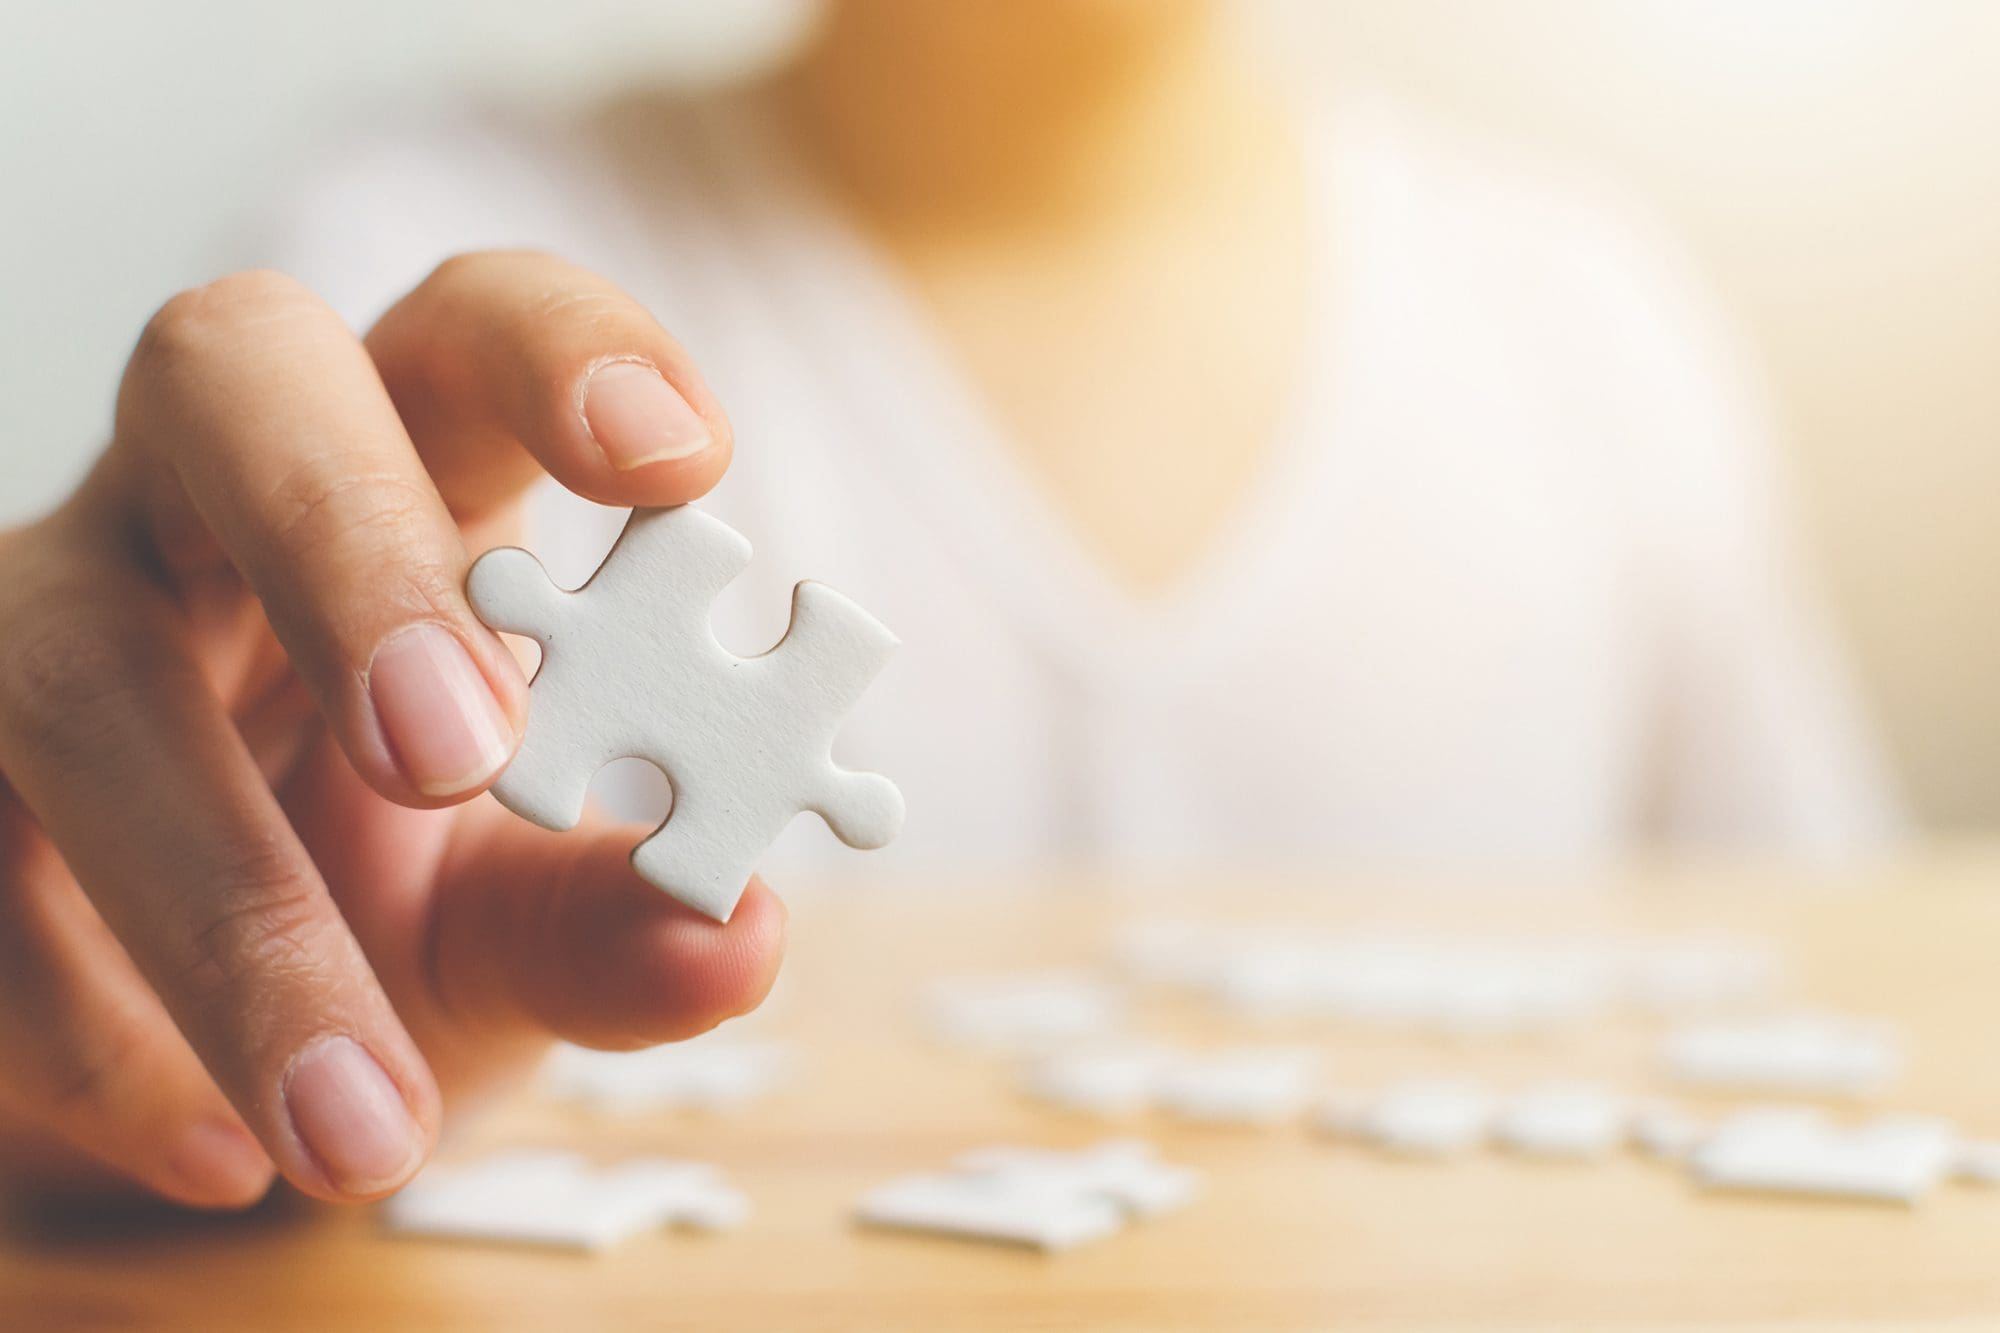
[815,0,1212,97]
[786,0,1231,218]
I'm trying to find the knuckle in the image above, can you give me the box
[422,248,554,294]
[260,465,458,613]
[173,856,330,1012]
[423,250,639,342]
[514,282,649,350]
[266,462,435,562]
[0,599,153,766]
[128,271,325,392]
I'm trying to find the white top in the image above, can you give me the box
[248,92,1901,883]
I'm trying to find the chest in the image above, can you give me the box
[689,324,1648,866]
[876,173,1314,595]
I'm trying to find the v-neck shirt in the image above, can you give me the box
[249,90,1900,883]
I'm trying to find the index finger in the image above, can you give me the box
[365,250,734,517]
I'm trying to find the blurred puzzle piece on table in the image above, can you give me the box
[382,1150,748,1252]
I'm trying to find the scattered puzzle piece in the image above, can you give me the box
[1629,1101,1708,1160]
[1623,937,1779,1014]
[1493,1082,1627,1159]
[1021,1042,1179,1117]
[1320,1077,1494,1156]
[1955,1140,2000,1185]
[542,1037,794,1113]
[468,505,902,922]
[1017,1042,1318,1127]
[925,973,1125,1051]
[854,1140,1196,1251]
[1691,1108,1958,1204]
[953,1140,1201,1217]
[1154,1046,1319,1126]
[855,1172,1124,1252]
[381,1150,748,1252]
[1112,921,1776,1036]
[1662,1012,1901,1096]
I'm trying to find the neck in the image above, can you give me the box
[775,2,1280,237]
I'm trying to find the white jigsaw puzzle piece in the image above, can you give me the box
[854,1172,1126,1251]
[468,505,902,922]
[855,1139,1198,1250]
[924,972,1125,1051]
[1623,936,1779,1014]
[1662,1012,1901,1096]
[1956,1140,2000,1185]
[1493,1082,1627,1159]
[1153,1046,1319,1126]
[382,1150,748,1251]
[1111,919,1221,987]
[542,1037,794,1113]
[1691,1108,1959,1203]
[1020,1042,1179,1117]
[1328,1077,1495,1156]
[1115,921,1786,1037]
[952,1140,1201,1217]
[1629,1101,1708,1160]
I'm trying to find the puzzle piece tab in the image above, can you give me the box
[468,505,903,921]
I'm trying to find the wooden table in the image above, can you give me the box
[9,854,2000,1331]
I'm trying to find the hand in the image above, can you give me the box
[0,254,786,1209]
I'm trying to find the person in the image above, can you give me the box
[0,1,1897,1211]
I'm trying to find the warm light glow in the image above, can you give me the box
[1609,0,1895,83]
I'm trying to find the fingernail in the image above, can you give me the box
[169,1118,272,1205]
[584,361,713,469]
[368,622,513,797]
[283,1036,423,1196]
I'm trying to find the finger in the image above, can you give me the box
[0,808,274,1209]
[365,249,732,514]
[429,813,786,1051]
[117,269,526,806]
[0,546,439,1202]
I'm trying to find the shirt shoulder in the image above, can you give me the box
[1331,95,1782,535]
[232,100,726,332]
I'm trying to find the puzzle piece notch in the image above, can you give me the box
[468,505,903,922]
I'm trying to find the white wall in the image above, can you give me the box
[0,0,812,520]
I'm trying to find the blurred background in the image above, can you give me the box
[2,0,1996,833]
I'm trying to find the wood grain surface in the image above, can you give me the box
[8,855,2000,1331]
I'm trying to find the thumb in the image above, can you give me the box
[429,809,788,1051]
